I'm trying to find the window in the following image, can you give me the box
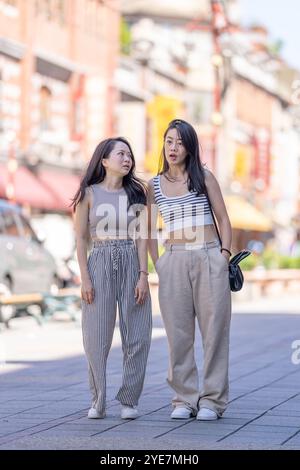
[40,85,52,130]
[0,72,3,132]
[4,0,17,6]
[71,75,84,140]
[19,216,38,242]
[0,213,5,234]
[57,0,65,25]
[42,0,52,20]
[85,0,105,36]
[2,210,20,237]
[1,0,18,17]
[35,0,65,24]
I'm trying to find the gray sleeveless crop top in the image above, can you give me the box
[88,184,138,239]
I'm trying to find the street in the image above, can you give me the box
[0,302,300,450]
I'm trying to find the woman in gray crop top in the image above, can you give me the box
[72,137,152,420]
[148,119,232,421]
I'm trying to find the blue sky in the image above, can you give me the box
[239,0,300,70]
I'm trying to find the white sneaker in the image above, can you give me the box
[121,405,139,420]
[196,407,218,421]
[170,406,193,419]
[87,407,105,419]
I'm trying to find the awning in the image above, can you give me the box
[225,195,273,232]
[0,164,58,210]
[37,170,80,213]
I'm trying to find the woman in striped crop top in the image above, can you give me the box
[148,119,232,421]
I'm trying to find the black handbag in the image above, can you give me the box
[228,250,252,292]
[204,186,251,292]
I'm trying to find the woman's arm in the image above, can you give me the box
[205,170,232,259]
[147,179,159,266]
[135,204,150,304]
[74,189,94,304]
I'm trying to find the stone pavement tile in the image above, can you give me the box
[10,412,82,421]
[281,434,300,447]
[162,428,239,439]
[28,429,100,438]
[218,435,288,446]
[0,392,37,401]
[225,411,260,418]
[0,435,235,450]
[210,417,252,425]
[252,415,300,427]
[134,412,174,422]
[22,404,86,412]
[273,403,300,412]
[1,400,56,409]
[0,423,43,434]
[224,430,295,441]
[167,433,223,441]
[250,390,298,398]
[28,392,83,401]
[119,418,179,426]
[243,424,298,434]
[227,405,270,413]
[267,410,300,417]
[0,405,47,415]
[0,416,48,425]
[0,413,56,421]
[1,313,300,450]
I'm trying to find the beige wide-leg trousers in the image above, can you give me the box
[157,240,231,417]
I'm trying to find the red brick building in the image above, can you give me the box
[0,0,120,211]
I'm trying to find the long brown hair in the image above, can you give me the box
[158,119,206,194]
[71,137,146,211]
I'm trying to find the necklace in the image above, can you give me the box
[165,172,187,183]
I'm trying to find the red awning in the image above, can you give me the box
[0,164,59,210]
[37,170,80,212]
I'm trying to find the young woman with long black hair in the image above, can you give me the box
[73,137,152,420]
[148,119,232,421]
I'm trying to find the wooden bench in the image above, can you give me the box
[0,288,81,327]
[244,269,300,296]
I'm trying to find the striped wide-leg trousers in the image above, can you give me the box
[81,239,152,415]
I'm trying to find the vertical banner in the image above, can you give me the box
[145,96,183,174]
[252,127,271,188]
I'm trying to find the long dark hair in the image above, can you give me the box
[158,119,206,195]
[71,137,146,212]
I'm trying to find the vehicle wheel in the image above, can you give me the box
[0,279,16,327]
[50,274,61,295]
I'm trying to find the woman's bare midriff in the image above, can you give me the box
[91,236,132,241]
[166,224,218,245]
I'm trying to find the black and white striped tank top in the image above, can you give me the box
[153,175,213,232]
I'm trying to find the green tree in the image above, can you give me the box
[120,18,131,55]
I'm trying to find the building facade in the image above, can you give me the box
[0,0,120,211]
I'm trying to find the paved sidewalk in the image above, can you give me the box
[0,305,300,450]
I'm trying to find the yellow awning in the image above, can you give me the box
[225,195,273,232]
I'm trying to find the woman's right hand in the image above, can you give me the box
[81,277,94,304]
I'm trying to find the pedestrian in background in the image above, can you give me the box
[148,119,232,421]
[73,137,152,420]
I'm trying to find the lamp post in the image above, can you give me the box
[6,142,18,203]
[210,0,227,172]
[185,1,228,172]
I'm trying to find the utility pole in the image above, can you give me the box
[186,1,229,172]
[6,143,17,203]
[210,0,228,172]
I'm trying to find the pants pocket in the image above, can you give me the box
[155,251,166,272]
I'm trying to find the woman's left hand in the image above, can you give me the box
[135,275,149,304]
[221,251,230,263]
